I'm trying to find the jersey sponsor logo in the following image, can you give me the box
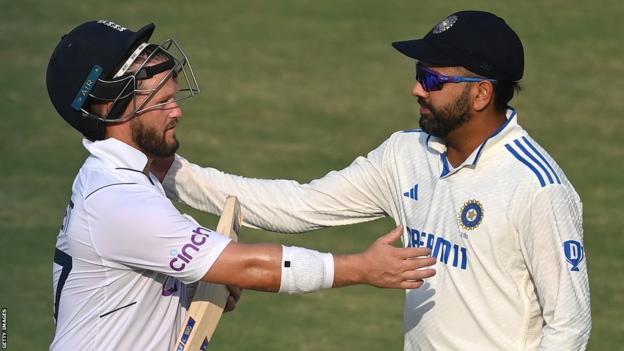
[458,200,484,231]
[169,227,211,272]
[564,240,584,271]
[403,183,419,201]
[407,227,468,270]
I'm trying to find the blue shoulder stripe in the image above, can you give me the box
[402,128,423,133]
[521,137,561,184]
[505,144,546,187]
[440,152,451,177]
[513,139,555,185]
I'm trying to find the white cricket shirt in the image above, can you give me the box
[51,138,231,351]
[163,108,591,350]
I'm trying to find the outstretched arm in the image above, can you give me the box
[153,138,397,233]
[204,226,436,292]
[89,182,434,294]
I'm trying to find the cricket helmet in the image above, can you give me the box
[46,20,199,140]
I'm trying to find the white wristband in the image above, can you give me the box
[279,246,335,294]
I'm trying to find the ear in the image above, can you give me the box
[472,80,495,112]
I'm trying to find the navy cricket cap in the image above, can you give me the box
[392,11,524,82]
[46,20,155,140]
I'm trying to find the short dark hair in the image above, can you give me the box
[493,81,521,113]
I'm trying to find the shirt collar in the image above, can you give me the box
[427,107,520,177]
[83,137,149,171]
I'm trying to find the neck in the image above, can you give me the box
[105,128,152,176]
[444,110,507,167]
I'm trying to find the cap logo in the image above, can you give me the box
[432,15,458,34]
[97,20,127,32]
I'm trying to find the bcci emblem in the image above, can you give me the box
[432,15,458,34]
[563,240,585,272]
[458,200,484,231]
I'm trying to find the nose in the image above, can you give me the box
[412,81,428,98]
[167,102,183,119]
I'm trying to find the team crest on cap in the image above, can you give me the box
[458,200,484,230]
[432,15,458,34]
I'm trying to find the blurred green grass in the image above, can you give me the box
[1,0,622,349]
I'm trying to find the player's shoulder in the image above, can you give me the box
[400,127,425,134]
[499,134,575,194]
[396,127,428,137]
[367,129,429,162]
[76,157,156,202]
[387,128,430,147]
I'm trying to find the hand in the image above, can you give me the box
[150,155,175,183]
[357,226,436,289]
[224,285,242,313]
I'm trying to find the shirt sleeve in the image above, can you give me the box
[162,139,395,233]
[85,184,232,284]
[518,185,591,350]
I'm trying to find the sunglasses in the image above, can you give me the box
[416,63,497,92]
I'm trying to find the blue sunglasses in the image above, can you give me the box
[416,63,497,92]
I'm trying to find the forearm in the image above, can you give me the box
[201,227,436,293]
[202,243,282,292]
[332,254,364,288]
[163,155,387,233]
[202,243,341,292]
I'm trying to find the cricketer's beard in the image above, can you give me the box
[418,85,472,138]
[131,117,179,158]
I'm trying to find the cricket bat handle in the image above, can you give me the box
[175,196,242,350]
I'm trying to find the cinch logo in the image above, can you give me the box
[564,240,584,272]
[169,227,211,272]
[406,227,468,270]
